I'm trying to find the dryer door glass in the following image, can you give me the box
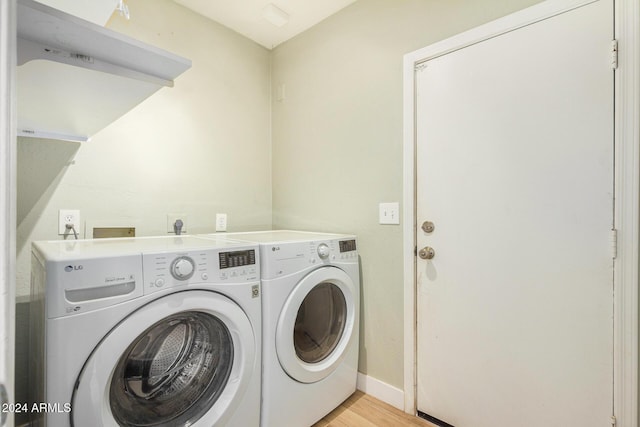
[294,282,347,363]
[109,311,233,426]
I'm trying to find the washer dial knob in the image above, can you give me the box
[317,243,330,259]
[171,256,195,280]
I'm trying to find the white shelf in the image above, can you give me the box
[16,0,192,142]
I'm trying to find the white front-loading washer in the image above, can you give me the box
[29,235,261,427]
[199,230,360,427]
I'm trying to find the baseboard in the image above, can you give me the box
[356,372,404,411]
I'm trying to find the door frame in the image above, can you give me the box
[402,0,640,426]
[0,0,16,426]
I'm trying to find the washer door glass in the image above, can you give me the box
[294,282,347,363]
[109,311,233,426]
[276,267,357,384]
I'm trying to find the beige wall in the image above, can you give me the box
[271,0,542,389]
[14,3,271,416]
[15,0,272,299]
[14,0,546,407]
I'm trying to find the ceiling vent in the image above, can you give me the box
[262,4,290,28]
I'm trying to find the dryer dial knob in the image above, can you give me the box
[171,257,195,280]
[317,243,330,259]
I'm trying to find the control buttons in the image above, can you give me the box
[317,243,330,259]
[340,252,357,260]
[201,273,209,281]
[170,256,195,280]
[154,278,165,288]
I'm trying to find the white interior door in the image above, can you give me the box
[415,1,614,426]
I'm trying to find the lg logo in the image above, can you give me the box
[64,265,83,272]
[271,246,280,252]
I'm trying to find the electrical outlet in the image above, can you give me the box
[59,209,81,235]
[167,214,188,234]
[216,213,227,232]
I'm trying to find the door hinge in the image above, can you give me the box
[414,246,418,256]
[611,39,619,69]
[611,229,618,259]
[610,415,617,427]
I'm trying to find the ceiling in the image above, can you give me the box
[39,0,120,25]
[173,0,358,49]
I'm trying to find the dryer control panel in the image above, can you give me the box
[259,238,358,280]
[143,246,259,294]
[339,239,357,253]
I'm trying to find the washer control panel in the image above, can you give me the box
[171,256,196,280]
[219,249,256,269]
[143,246,259,294]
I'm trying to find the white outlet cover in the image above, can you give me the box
[58,209,81,235]
[216,213,227,232]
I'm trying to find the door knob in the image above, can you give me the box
[419,246,435,260]
[421,221,435,233]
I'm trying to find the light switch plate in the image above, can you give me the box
[379,202,400,225]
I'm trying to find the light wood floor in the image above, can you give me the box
[312,391,438,427]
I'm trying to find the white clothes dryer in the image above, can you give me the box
[30,236,261,427]
[200,230,360,427]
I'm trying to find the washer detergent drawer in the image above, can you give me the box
[46,255,143,318]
